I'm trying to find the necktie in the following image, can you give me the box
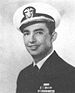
[33,65,39,73]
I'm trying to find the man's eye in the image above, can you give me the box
[23,32,29,36]
[37,31,43,34]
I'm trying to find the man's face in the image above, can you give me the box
[23,22,56,57]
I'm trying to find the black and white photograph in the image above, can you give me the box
[0,0,75,93]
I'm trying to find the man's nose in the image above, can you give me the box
[29,34,36,43]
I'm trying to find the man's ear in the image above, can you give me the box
[51,31,57,42]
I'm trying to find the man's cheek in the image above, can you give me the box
[24,39,28,44]
[38,36,45,41]
[38,39,44,45]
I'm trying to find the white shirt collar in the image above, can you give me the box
[33,50,54,69]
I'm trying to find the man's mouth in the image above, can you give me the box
[28,45,39,50]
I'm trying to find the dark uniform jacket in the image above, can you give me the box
[16,51,75,93]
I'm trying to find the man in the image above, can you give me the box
[13,2,75,93]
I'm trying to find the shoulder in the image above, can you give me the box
[52,51,75,67]
[56,51,75,70]
[47,51,75,75]
[17,63,33,79]
[54,51,75,74]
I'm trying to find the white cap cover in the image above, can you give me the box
[13,2,61,31]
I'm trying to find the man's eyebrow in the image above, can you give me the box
[34,28,44,32]
[23,29,29,33]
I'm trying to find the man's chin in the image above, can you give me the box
[28,51,39,56]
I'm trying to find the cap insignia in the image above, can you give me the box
[23,6,36,19]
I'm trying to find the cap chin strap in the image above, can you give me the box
[19,15,55,32]
[21,13,55,23]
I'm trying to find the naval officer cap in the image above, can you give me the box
[13,2,61,33]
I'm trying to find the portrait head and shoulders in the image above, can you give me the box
[13,2,75,93]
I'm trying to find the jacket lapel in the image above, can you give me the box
[38,51,64,79]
